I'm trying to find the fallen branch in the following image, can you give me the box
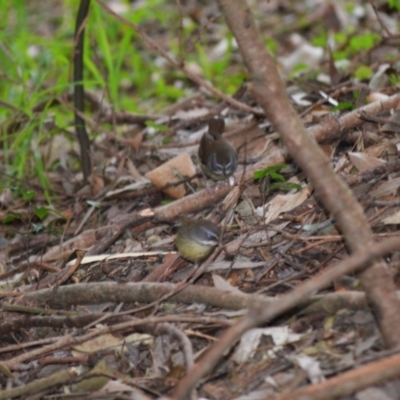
[274,351,400,400]
[0,369,77,400]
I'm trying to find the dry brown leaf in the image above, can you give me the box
[381,210,400,225]
[256,185,311,224]
[366,92,389,103]
[212,274,243,295]
[228,121,270,159]
[91,173,105,195]
[369,177,400,198]
[41,135,78,168]
[382,109,400,133]
[145,152,199,199]
[347,152,385,172]
[72,333,121,355]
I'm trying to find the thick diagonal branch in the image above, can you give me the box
[218,0,400,349]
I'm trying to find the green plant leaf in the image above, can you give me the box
[354,65,373,80]
[389,74,400,85]
[312,33,327,48]
[146,121,169,132]
[349,33,380,52]
[333,101,355,111]
[34,206,50,220]
[3,212,23,224]
[20,188,36,201]
[387,0,400,11]
[269,171,286,182]
[269,182,302,191]
[254,164,288,180]
[265,37,278,54]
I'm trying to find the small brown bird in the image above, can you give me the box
[198,118,238,181]
[174,219,221,263]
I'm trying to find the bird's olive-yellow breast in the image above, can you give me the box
[175,219,221,263]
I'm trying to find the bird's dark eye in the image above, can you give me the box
[206,232,217,241]
[199,226,219,242]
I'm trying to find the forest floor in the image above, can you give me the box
[2,0,400,399]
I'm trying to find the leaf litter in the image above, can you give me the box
[1,0,400,399]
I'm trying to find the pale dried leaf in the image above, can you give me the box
[41,134,78,168]
[66,251,173,267]
[212,274,243,295]
[126,158,147,181]
[356,387,393,400]
[381,210,400,225]
[256,186,311,224]
[382,109,400,133]
[366,92,389,103]
[0,188,12,206]
[294,354,325,384]
[369,64,390,90]
[290,91,312,106]
[124,333,153,347]
[369,177,400,198]
[72,333,122,354]
[347,152,385,172]
[363,142,396,158]
[96,381,153,399]
[234,198,257,225]
[233,327,302,363]
[184,61,203,77]
[0,273,24,291]
[72,332,152,356]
